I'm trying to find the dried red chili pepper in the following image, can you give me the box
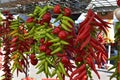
[90,40,106,57]
[87,56,100,79]
[70,64,86,80]
[73,69,87,80]
[26,17,34,23]
[80,34,90,50]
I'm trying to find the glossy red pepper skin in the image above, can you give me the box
[58,30,67,40]
[30,59,38,65]
[80,34,90,50]
[52,27,61,34]
[53,4,61,14]
[70,64,86,80]
[42,12,51,23]
[39,45,47,52]
[45,48,52,55]
[87,56,100,79]
[64,8,71,16]
[62,56,69,64]
[40,38,45,43]
[26,17,34,23]
[73,70,87,80]
[29,53,36,60]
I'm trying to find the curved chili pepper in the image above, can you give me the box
[90,40,107,57]
[70,64,86,80]
[91,37,107,52]
[73,69,87,80]
[80,34,91,50]
[87,56,100,79]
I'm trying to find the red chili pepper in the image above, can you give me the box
[87,56,100,79]
[70,64,86,80]
[26,17,34,23]
[42,12,51,23]
[75,31,89,45]
[64,7,71,16]
[101,54,107,64]
[40,38,45,43]
[73,69,87,80]
[75,57,83,62]
[21,43,30,51]
[118,61,120,74]
[39,45,47,52]
[88,48,99,63]
[80,34,90,50]
[45,41,53,47]
[82,75,87,80]
[92,19,108,35]
[91,37,107,52]
[58,30,67,40]
[93,12,110,29]
[56,53,65,57]
[29,53,36,60]
[90,40,107,57]
[10,43,16,47]
[75,25,91,45]
[53,4,61,14]
[76,13,95,42]
[11,36,18,43]
[52,26,61,34]
[45,48,52,55]
[30,59,38,65]
[61,56,69,64]
[78,9,93,31]
[78,24,91,37]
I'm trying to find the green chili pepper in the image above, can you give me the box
[62,16,74,23]
[61,19,72,28]
[59,62,66,75]
[60,40,69,45]
[50,38,60,43]
[54,14,63,23]
[52,42,61,46]
[51,47,62,54]
[46,33,54,39]
[61,23,71,32]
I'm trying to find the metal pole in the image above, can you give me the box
[108,44,111,65]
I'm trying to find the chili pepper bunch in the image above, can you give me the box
[0,4,110,80]
[71,9,109,80]
[0,11,13,80]
[25,5,76,80]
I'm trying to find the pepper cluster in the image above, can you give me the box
[0,4,110,80]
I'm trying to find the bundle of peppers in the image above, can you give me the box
[0,4,110,80]
[0,11,13,80]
